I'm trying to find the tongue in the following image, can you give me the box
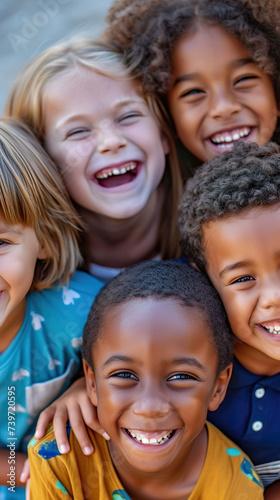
[98,172,135,188]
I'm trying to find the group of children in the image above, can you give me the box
[0,0,280,498]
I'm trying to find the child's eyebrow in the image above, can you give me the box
[171,357,206,372]
[231,57,255,69]
[172,58,255,88]
[0,225,21,234]
[112,97,146,110]
[102,355,206,372]
[102,355,137,367]
[219,260,252,278]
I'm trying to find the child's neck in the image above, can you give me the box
[108,426,208,500]
[81,186,164,269]
[0,298,26,354]
[234,341,280,376]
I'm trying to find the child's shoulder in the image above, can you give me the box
[28,425,126,499]
[25,271,103,333]
[29,270,103,305]
[68,270,104,296]
[193,422,264,499]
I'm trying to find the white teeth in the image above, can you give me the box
[127,430,173,445]
[261,324,280,335]
[96,162,137,180]
[211,127,251,145]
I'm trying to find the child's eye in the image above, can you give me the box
[111,371,138,381]
[235,75,258,85]
[66,128,90,138]
[0,239,10,246]
[180,88,204,98]
[167,373,197,381]
[118,112,142,123]
[231,275,254,284]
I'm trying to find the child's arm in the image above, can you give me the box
[264,480,280,500]
[0,449,27,486]
[35,377,109,455]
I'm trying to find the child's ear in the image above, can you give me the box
[208,363,232,412]
[37,242,49,260]
[190,261,200,272]
[83,359,98,407]
[162,134,170,155]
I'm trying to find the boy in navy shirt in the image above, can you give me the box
[178,141,280,498]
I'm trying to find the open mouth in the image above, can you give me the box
[209,127,252,149]
[124,428,176,445]
[260,323,280,335]
[95,162,139,188]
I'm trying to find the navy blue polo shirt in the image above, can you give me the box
[208,356,280,466]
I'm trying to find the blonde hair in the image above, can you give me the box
[5,37,183,259]
[0,117,83,291]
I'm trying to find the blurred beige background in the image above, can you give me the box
[0,0,115,112]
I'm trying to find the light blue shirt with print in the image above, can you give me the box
[0,270,103,500]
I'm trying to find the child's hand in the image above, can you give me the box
[20,457,30,484]
[34,377,110,455]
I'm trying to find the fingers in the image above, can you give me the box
[25,478,30,500]
[35,405,57,440]
[62,402,94,455]
[20,457,30,484]
[77,402,110,442]
[34,377,110,457]
[50,403,72,454]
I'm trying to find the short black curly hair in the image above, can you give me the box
[105,0,280,102]
[83,260,233,376]
[178,141,280,272]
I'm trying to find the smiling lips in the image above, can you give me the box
[260,321,280,335]
[209,126,251,149]
[125,428,175,445]
[95,162,138,188]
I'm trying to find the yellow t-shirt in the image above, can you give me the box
[28,422,263,499]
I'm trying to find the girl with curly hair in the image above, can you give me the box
[104,0,280,168]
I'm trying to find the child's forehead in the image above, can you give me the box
[99,296,209,342]
[94,296,218,367]
[43,64,144,105]
[204,203,280,230]
[173,20,250,59]
[202,203,280,261]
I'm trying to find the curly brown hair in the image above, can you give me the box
[178,141,280,272]
[242,0,280,36]
[105,0,280,100]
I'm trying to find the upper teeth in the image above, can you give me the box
[127,429,173,445]
[96,162,137,180]
[261,324,280,335]
[211,127,251,145]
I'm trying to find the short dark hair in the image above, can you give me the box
[178,141,280,272]
[83,260,233,376]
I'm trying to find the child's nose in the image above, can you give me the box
[132,387,170,418]
[96,126,127,154]
[259,280,280,309]
[208,88,242,119]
